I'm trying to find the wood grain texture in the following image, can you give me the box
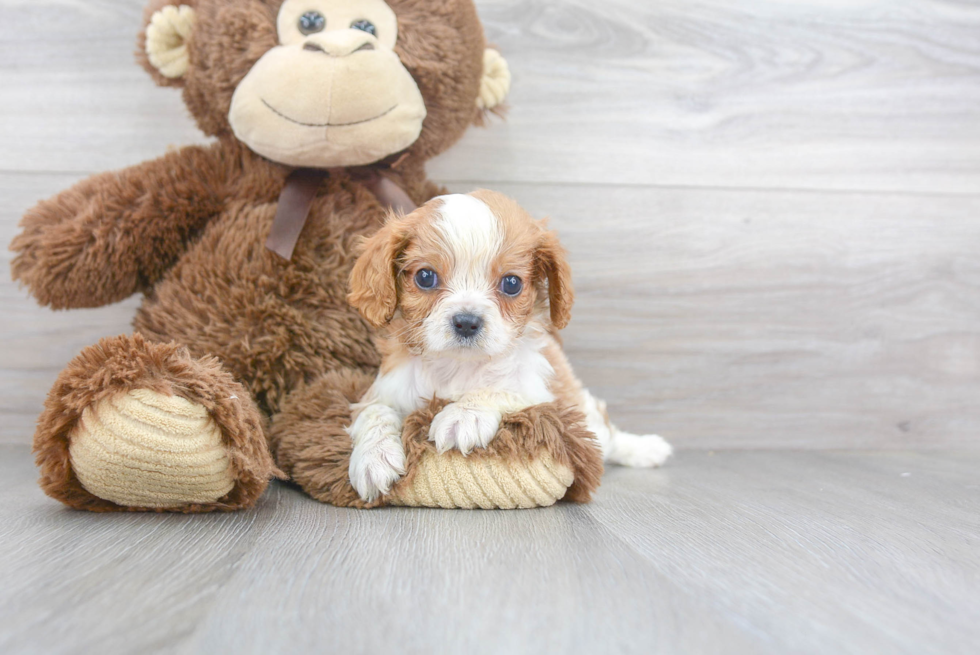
[439,0,980,193]
[1,2,978,652]
[1,444,977,654]
[1,0,978,449]
[5,174,978,448]
[449,183,980,450]
[2,1,979,192]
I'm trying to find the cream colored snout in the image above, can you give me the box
[228,28,426,168]
[300,28,378,58]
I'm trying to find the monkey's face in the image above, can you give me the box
[140,0,506,168]
[228,0,427,168]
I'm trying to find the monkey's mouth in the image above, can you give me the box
[261,100,398,128]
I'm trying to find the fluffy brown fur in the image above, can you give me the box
[136,0,486,161]
[269,368,382,508]
[10,0,581,512]
[34,334,277,512]
[398,401,603,504]
[272,375,603,507]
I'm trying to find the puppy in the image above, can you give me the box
[346,190,672,501]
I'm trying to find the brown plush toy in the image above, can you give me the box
[11,0,603,512]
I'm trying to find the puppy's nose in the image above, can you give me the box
[452,313,484,339]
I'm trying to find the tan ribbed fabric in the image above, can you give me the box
[389,452,574,509]
[145,5,196,79]
[476,48,511,110]
[68,389,234,508]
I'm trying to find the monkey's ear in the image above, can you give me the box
[348,218,410,328]
[139,3,197,86]
[476,49,511,111]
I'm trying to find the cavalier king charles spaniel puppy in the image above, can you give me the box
[346,190,672,501]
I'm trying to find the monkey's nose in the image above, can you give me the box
[452,313,484,339]
[303,35,376,58]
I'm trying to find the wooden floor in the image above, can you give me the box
[1,1,978,653]
[1,445,978,654]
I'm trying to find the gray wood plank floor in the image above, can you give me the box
[1,444,977,655]
[1,1,978,653]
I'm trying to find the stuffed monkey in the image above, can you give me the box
[11,0,602,512]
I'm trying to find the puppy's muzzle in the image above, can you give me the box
[452,313,484,340]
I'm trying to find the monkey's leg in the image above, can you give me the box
[33,334,277,512]
[271,369,605,508]
[269,368,381,508]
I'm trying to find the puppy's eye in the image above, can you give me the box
[500,275,523,297]
[351,19,377,36]
[415,268,438,290]
[299,11,326,35]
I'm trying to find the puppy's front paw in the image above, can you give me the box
[348,408,406,502]
[349,434,405,502]
[428,403,501,456]
[609,432,673,468]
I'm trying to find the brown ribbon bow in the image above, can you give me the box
[266,168,418,260]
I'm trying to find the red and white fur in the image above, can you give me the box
[346,190,671,501]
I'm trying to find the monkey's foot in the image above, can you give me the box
[69,389,235,508]
[34,334,277,512]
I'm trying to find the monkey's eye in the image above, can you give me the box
[500,275,523,297]
[415,268,438,290]
[350,19,377,36]
[298,11,326,35]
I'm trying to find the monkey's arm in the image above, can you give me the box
[11,143,233,309]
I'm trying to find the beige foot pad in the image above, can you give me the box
[388,452,574,509]
[69,389,235,508]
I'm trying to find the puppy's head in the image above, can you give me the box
[348,189,573,357]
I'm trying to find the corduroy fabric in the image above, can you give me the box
[388,454,573,510]
[70,389,235,508]
[31,334,277,513]
[272,372,604,509]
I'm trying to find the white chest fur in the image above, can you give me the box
[368,333,557,417]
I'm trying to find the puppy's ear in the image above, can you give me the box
[535,228,574,330]
[348,217,409,327]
